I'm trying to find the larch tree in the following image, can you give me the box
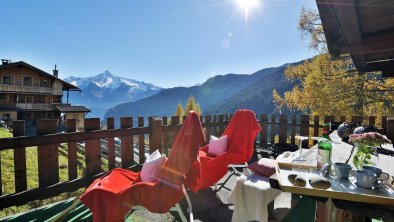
[175,102,184,117]
[272,7,394,117]
[175,95,203,117]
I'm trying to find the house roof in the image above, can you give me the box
[316,0,394,77]
[0,61,80,90]
[55,105,91,113]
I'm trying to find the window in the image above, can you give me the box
[45,96,53,103]
[3,113,11,119]
[25,96,33,103]
[46,112,54,118]
[0,94,7,101]
[40,78,49,87]
[2,76,13,85]
[25,112,33,120]
[23,76,32,86]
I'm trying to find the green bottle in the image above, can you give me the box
[318,123,332,169]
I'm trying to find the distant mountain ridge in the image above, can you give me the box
[104,60,304,120]
[64,71,162,118]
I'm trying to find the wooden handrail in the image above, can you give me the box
[0,113,392,211]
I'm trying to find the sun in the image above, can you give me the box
[235,0,259,12]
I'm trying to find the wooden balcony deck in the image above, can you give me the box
[2,169,316,222]
[0,113,393,221]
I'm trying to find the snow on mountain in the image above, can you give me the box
[64,70,162,118]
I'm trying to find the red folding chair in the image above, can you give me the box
[198,109,261,191]
[78,111,205,222]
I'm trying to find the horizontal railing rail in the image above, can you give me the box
[0,113,392,211]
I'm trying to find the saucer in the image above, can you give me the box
[353,181,380,190]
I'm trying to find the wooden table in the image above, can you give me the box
[275,132,394,221]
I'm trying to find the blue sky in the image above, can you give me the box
[0,0,317,88]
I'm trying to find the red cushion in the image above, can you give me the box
[248,158,277,177]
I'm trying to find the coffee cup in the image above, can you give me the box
[334,162,352,179]
[362,166,389,180]
[355,170,383,189]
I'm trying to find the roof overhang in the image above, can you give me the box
[316,0,394,77]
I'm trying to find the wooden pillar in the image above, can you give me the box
[270,115,276,145]
[279,115,288,143]
[351,116,363,125]
[66,119,78,180]
[381,116,387,135]
[260,114,268,147]
[171,116,180,148]
[387,117,394,143]
[368,116,376,127]
[218,114,225,136]
[313,116,320,145]
[290,115,296,145]
[13,120,27,192]
[84,118,101,176]
[106,118,115,170]
[37,119,59,188]
[149,117,163,154]
[205,115,212,144]
[120,117,133,168]
[138,117,145,163]
[300,115,310,148]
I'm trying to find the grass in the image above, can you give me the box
[0,128,109,218]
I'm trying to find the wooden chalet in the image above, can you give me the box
[0,60,89,132]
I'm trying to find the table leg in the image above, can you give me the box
[315,199,356,222]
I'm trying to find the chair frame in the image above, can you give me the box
[51,184,194,222]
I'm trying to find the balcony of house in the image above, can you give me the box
[0,113,393,221]
[15,103,59,110]
[0,84,63,95]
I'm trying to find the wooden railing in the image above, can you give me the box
[0,113,393,210]
[15,103,56,110]
[0,84,62,95]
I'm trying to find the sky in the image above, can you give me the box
[0,0,318,88]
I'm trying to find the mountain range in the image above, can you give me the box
[64,71,162,118]
[104,60,303,121]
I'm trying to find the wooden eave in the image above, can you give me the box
[316,0,394,77]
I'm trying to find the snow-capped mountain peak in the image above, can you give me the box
[63,71,163,118]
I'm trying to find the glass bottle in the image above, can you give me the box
[317,123,332,171]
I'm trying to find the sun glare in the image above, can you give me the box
[236,0,259,12]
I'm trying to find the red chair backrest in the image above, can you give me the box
[158,111,205,190]
[222,109,261,164]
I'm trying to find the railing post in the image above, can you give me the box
[218,114,225,136]
[387,117,394,143]
[66,119,78,180]
[260,114,268,147]
[290,115,296,145]
[300,115,310,148]
[270,115,276,145]
[106,118,115,170]
[149,117,163,154]
[313,116,320,145]
[37,119,59,188]
[279,115,288,143]
[138,117,146,163]
[13,120,27,192]
[84,118,101,176]
[120,117,133,168]
[205,115,212,143]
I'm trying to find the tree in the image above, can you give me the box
[272,8,394,117]
[298,7,326,52]
[176,95,202,116]
[175,103,184,117]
